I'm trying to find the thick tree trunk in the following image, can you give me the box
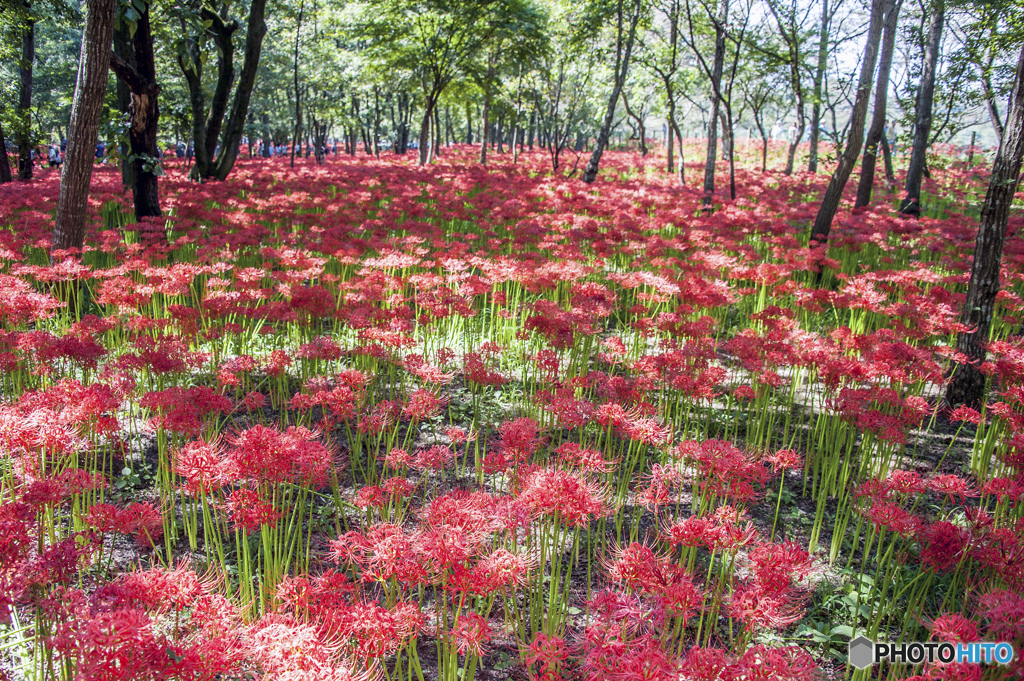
[702,0,727,206]
[808,0,828,173]
[945,45,1024,408]
[582,0,642,183]
[0,121,12,184]
[900,0,944,216]
[52,0,116,252]
[17,14,35,180]
[808,0,886,245]
[854,0,902,208]
[109,1,161,219]
[113,21,135,190]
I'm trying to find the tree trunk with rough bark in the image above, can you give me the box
[701,0,727,206]
[946,45,1024,408]
[418,100,432,165]
[854,0,901,208]
[52,0,116,253]
[900,0,944,216]
[109,0,161,219]
[17,12,34,180]
[808,0,886,245]
[808,0,828,173]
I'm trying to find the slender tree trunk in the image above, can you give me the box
[881,131,894,180]
[808,0,886,245]
[0,121,11,183]
[725,107,736,199]
[702,0,727,206]
[52,0,116,252]
[808,0,828,173]
[17,13,35,180]
[855,0,902,208]
[465,101,473,144]
[900,0,944,216]
[945,45,1024,407]
[582,0,642,183]
[290,0,303,169]
[374,87,381,158]
[418,99,432,165]
[980,63,1004,144]
[479,57,494,164]
[432,105,441,160]
[666,96,676,175]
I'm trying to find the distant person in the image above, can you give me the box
[788,122,798,143]
[770,120,783,141]
[96,141,105,159]
[60,138,66,154]
[48,145,62,168]
[176,142,185,158]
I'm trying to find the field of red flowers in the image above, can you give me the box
[1,144,1023,681]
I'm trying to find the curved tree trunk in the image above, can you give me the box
[52,0,117,253]
[211,0,268,180]
[946,44,1024,407]
[808,0,887,245]
[854,0,902,208]
[900,0,944,216]
[582,0,642,183]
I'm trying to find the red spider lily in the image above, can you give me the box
[403,388,447,421]
[604,542,704,624]
[412,445,456,471]
[738,645,819,681]
[517,468,610,527]
[678,646,738,681]
[223,488,282,532]
[82,502,163,547]
[227,424,331,487]
[556,442,618,474]
[727,581,805,633]
[764,449,802,473]
[451,611,492,657]
[498,417,543,464]
[928,613,980,643]
[673,440,771,503]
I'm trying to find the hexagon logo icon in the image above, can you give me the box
[849,636,875,669]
